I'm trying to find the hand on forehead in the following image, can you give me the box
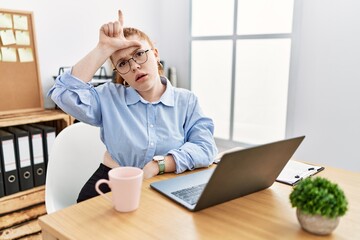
[115,40,150,58]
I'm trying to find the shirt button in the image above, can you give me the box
[150,142,154,146]
[150,124,154,128]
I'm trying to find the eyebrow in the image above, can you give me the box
[117,48,141,62]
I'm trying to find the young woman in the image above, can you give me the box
[48,10,218,202]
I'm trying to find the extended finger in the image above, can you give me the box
[118,10,124,26]
[107,22,114,37]
[113,21,121,38]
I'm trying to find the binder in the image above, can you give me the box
[30,124,56,167]
[6,127,34,191]
[19,125,47,186]
[0,129,20,195]
[276,160,325,186]
[0,147,4,197]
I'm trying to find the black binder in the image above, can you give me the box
[6,127,34,191]
[30,124,56,167]
[0,147,5,197]
[19,125,46,187]
[0,129,20,195]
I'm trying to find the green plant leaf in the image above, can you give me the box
[289,177,348,218]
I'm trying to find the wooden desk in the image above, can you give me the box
[39,165,360,240]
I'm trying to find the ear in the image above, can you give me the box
[152,48,160,61]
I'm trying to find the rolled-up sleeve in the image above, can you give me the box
[168,94,218,173]
[47,71,102,126]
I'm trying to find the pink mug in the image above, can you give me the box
[95,167,143,212]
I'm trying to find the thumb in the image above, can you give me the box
[118,10,124,26]
[121,39,141,49]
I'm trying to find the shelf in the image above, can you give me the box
[0,109,70,127]
[0,109,72,239]
[0,109,71,135]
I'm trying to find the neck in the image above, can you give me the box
[139,76,166,102]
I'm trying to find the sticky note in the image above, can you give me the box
[1,47,17,62]
[15,30,31,45]
[18,48,34,62]
[13,14,28,30]
[0,29,16,45]
[0,13,13,28]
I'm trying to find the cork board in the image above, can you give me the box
[0,9,43,114]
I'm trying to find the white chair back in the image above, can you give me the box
[45,122,106,213]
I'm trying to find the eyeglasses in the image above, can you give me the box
[114,49,150,74]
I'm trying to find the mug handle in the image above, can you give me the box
[95,179,112,203]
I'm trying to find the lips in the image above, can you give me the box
[135,73,147,81]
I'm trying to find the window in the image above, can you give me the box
[191,0,294,144]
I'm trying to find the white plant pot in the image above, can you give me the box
[296,209,340,235]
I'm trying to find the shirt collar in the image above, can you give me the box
[125,76,175,107]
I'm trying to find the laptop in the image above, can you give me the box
[150,136,305,211]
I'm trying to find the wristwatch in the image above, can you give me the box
[153,155,165,175]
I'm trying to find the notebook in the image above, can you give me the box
[276,160,324,185]
[150,136,305,211]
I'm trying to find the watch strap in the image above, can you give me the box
[153,155,165,175]
[158,160,165,175]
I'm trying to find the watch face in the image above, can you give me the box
[153,155,165,161]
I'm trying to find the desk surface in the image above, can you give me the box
[39,164,360,240]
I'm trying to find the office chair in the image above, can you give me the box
[45,122,106,214]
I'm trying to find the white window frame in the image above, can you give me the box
[190,0,294,144]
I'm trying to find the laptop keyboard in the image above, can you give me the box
[171,183,206,205]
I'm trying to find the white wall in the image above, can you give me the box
[287,0,360,171]
[158,0,190,89]
[1,0,161,108]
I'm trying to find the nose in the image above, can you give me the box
[129,58,141,72]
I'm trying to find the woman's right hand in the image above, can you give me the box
[71,10,140,82]
[98,10,140,54]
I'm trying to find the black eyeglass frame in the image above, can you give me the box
[113,49,151,75]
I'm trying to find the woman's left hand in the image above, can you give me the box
[142,161,159,179]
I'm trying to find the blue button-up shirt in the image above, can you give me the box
[48,71,218,173]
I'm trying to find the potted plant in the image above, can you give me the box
[289,176,348,235]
